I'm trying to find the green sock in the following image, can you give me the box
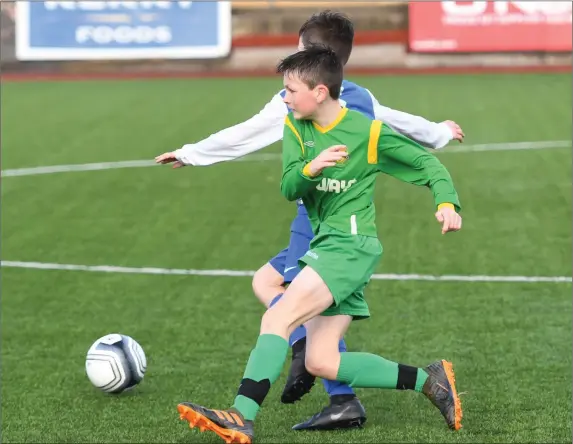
[232,334,288,421]
[337,352,428,392]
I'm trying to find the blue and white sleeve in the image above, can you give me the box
[367,89,453,150]
[174,92,288,166]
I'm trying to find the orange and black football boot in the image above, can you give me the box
[178,402,253,444]
[422,360,463,431]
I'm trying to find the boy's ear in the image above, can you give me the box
[315,84,330,104]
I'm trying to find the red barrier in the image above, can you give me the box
[233,29,407,48]
[3,65,571,83]
[409,1,572,52]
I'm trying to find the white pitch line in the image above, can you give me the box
[0,153,281,178]
[442,140,571,153]
[1,261,571,283]
[1,140,570,178]
[1,159,157,177]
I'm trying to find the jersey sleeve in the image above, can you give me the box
[173,92,287,166]
[367,89,452,149]
[280,116,321,201]
[370,121,461,210]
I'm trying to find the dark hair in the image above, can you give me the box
[298,10,354,65]
[276,45,343,100]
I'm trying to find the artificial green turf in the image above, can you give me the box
[2,73,571,443]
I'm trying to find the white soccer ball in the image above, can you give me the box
[85,333,147,394]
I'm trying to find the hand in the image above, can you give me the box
[435,206,462,235]
[307,145,348,177]
[444,120,465,143]
[155,152,185,169]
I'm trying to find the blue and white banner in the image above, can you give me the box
[15,1,231,61]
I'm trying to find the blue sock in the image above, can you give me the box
[289,325,307,347]
[271,295,354,396]
[321,339,355,396]
[269,294,282,308]
[268,293,307,347]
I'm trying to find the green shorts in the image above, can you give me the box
[298,224,383,320]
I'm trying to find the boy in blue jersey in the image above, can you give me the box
[156,11,465,432]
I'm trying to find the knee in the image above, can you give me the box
[252,265,283,306]
[251,266,267,295]
[305,352,338,381]
[260,307,290,337]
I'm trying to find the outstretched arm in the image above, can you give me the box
[156,93,288,167]
[367,90,464,149]
[373,121,462,234]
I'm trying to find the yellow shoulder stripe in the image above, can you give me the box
[285,115,304,155]
[368,120,382,164]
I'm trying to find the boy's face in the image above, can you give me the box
[282,73,323,119]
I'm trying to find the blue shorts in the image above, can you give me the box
[269,204,314,283]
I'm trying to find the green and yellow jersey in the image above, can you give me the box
[281,108,460,237]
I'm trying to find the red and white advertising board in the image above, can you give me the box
[409,1,572,52]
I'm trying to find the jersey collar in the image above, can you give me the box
[312,107,348,134]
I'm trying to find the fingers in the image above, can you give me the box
[437,209,462,234]
[155,152,176,164]
[328,152,349,162]
[442,217,450,235]
[445,120,465,143]
[319,149,348,163]
[307,160,334,177]
[455,126,465,142]
[451,212,462,231]
[314,146,349,170]
[327,145,347,152]
[436,210,450,234]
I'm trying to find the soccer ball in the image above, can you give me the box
[85,333,147,394]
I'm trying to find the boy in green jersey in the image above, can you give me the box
[177,47,463,444]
